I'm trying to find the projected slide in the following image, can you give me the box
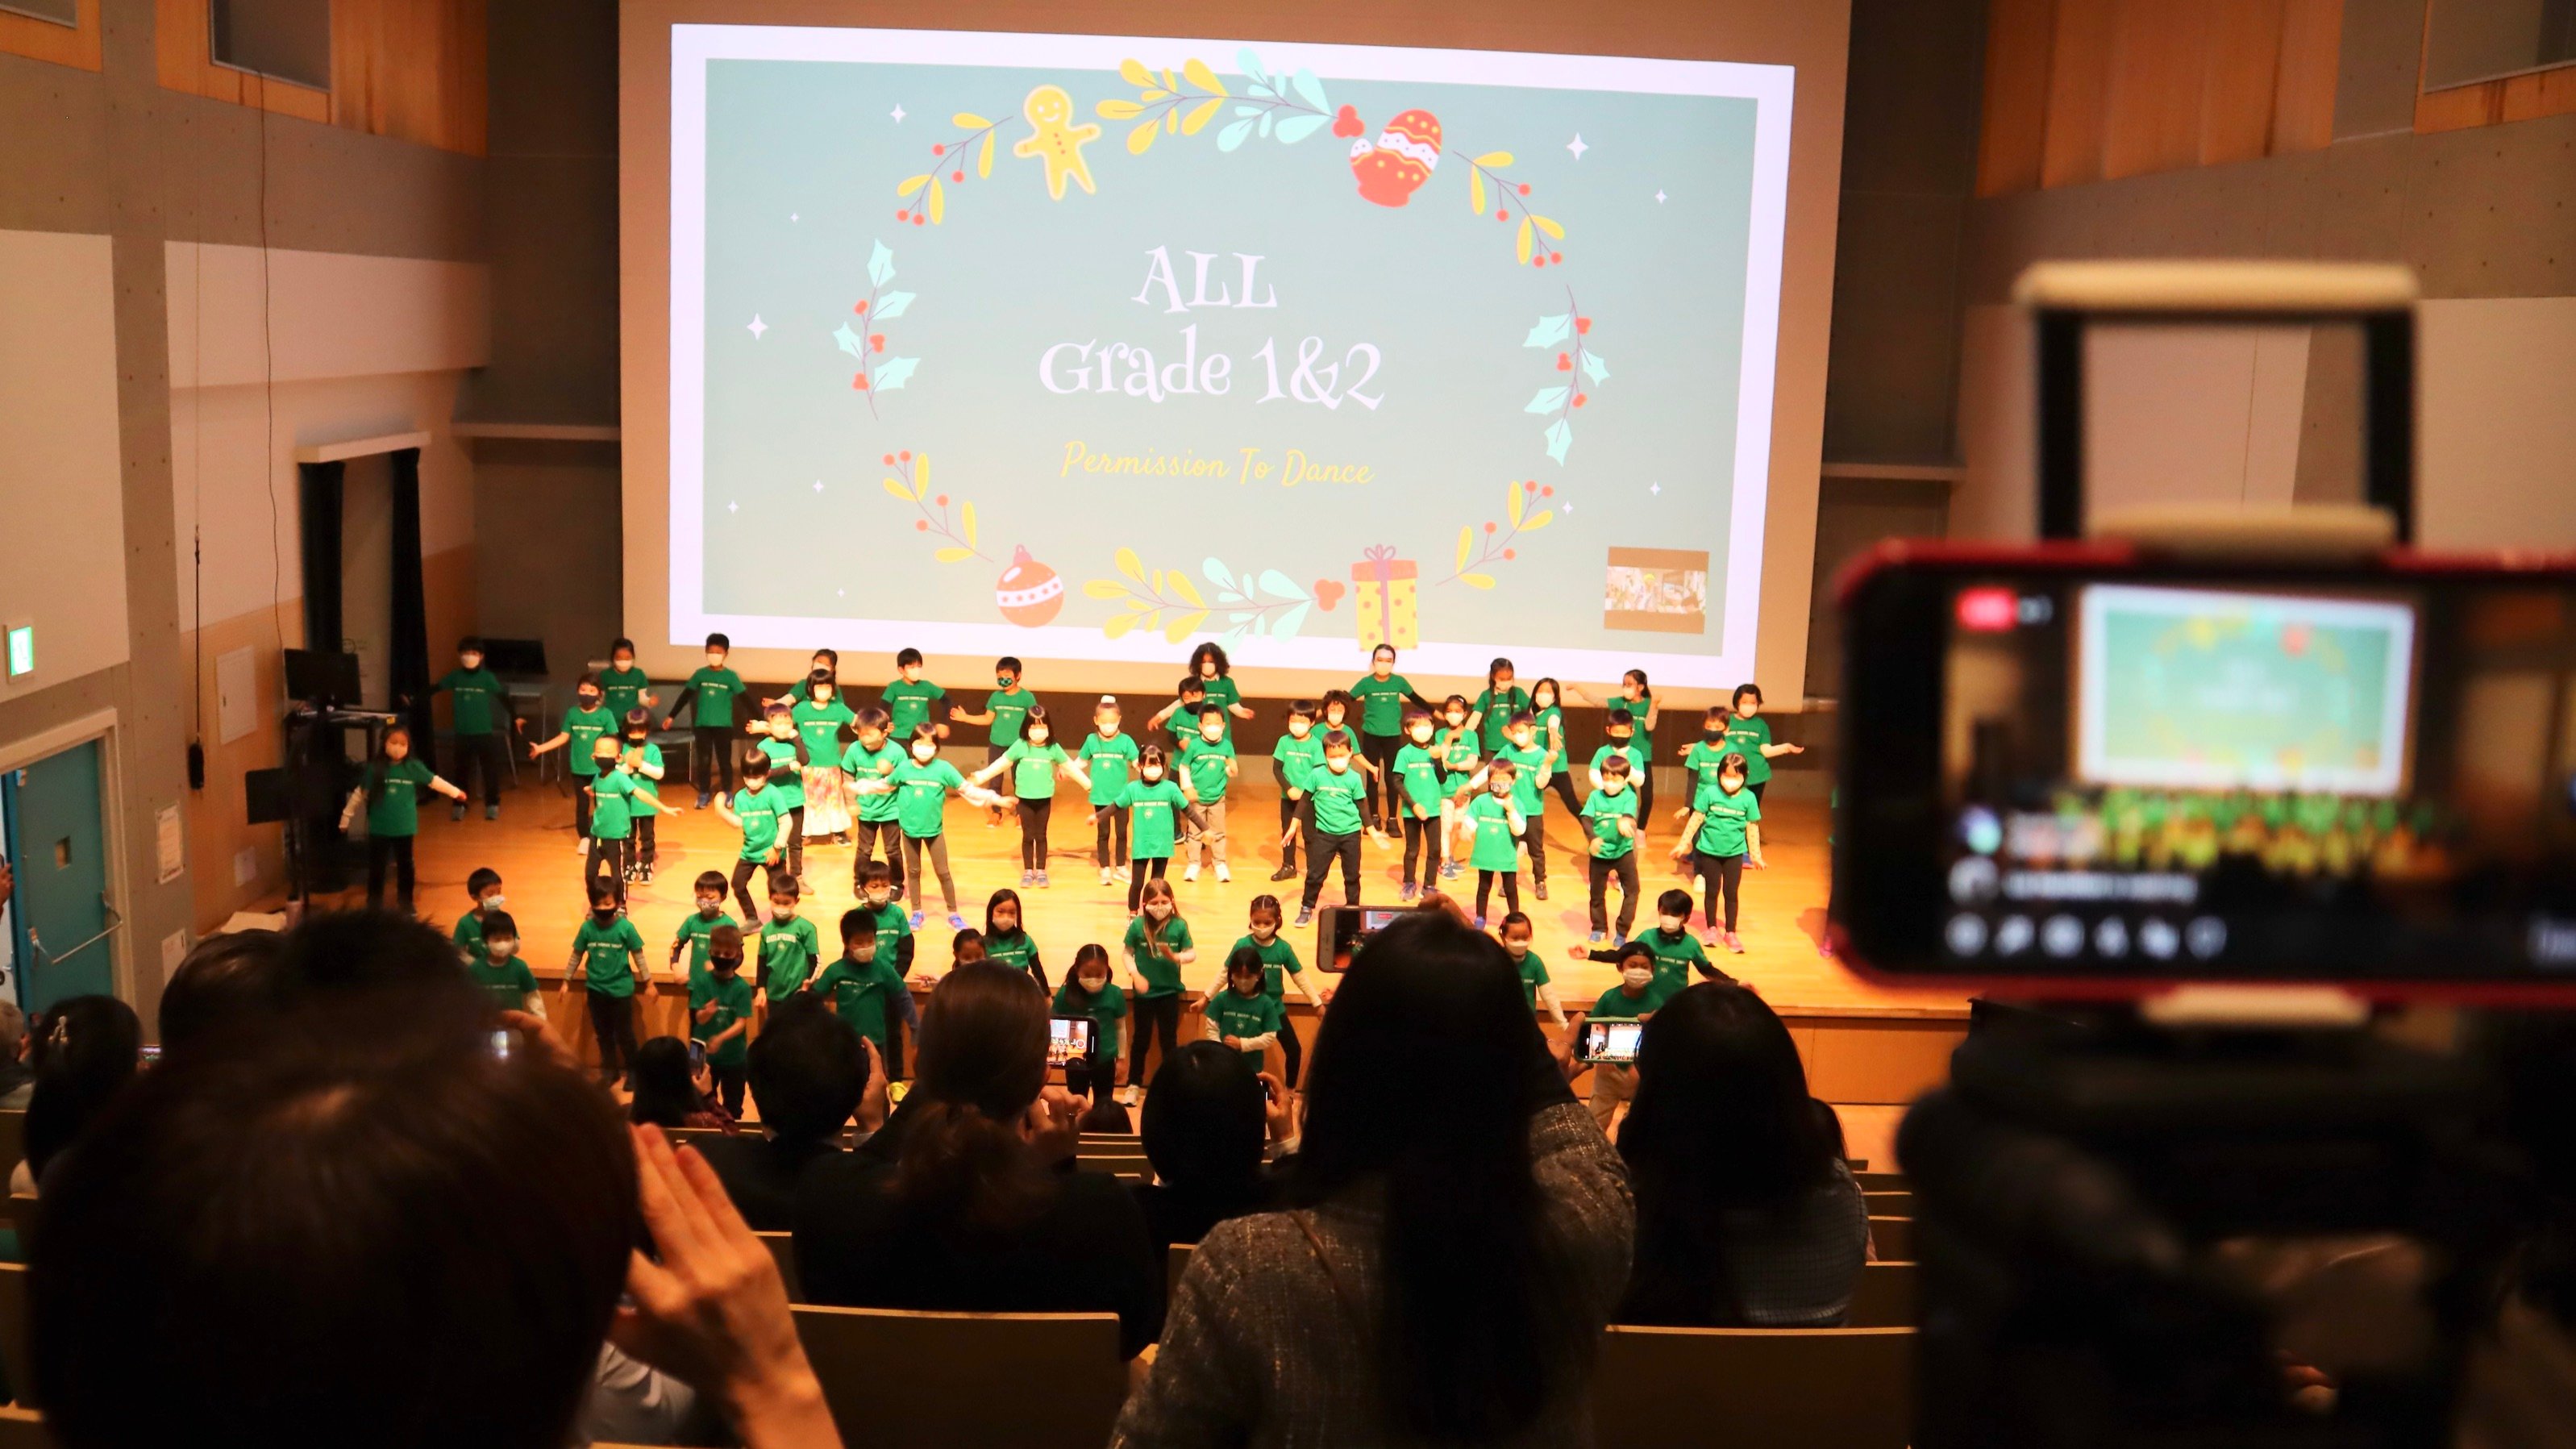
[671,26,1792,685]
[2076,585,2416,796]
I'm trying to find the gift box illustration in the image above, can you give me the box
[1351,545,1419,650]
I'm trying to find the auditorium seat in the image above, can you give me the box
[793,1305,1125,1449]
[1,1198,32,1245]
[0,1406,44,1447]
[1167,1241,1194,1299]
[755,1230,801,1303]
[0,1265,28,1408]
[1846,1260,1918,1326]
[0,1116,22,1193]
[1593,1324,1915,1449]
[1074,1150,1151,1181]
[1854,1170,1907,1193]
[1868,1215,1912,1260]
[1863,1189,1913,1216]
[664,1126,735,1151]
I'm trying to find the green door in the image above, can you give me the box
[5,740,115,1012]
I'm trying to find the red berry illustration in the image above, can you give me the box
[1550,252,1563,264]
[881,452,894,464]
[1556,353,1571,370]
[1517,182,1530,195]
[855,300,869,314]
[1574,393,1588,407]
[1541,485,1554,498]
[914,519,926,531]
[1484,522,1497,534]
[1574,316,1590,335]
[895,210,909,221]
[1522,481,1537,493]
[899,450,912,461]
[1504,548,1517,560]
[870,334,885,352]
[935,494,949,506]
[913,214,925,226]
[1533,256,1547,268]
[1496,208,1509,221]
[951,169,964,182]
[932,143,946,156]
[854,375,869,390]
[1331,104,1363,139]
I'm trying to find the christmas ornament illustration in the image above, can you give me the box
[1350,108,1442,207]
[996,545,1066,627]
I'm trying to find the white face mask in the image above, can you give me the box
[1201,728,1224,744]
[1079,975,1108,993]
[1409,726,1433,743]
[772,905,796,921]
[488,940,518,959]
[1288,720,1312,738]
[1323,755,1350,772]
[1658,915,1686,935]
[912,746,937,763]
[1503,939,1530,960]
[696,899,721,916]
[1622,966,1654,987]
[706,652,725,667]
[1446,715,1466,730]
[1029,730,1050,746]
[1147,903,1172,921]
[1721,777,1745,794]
[1097,721,1118,736]
[1373,657,1393,676]
[1142,768,1165,782]
[613,658,634,672]
[481,893,506,911]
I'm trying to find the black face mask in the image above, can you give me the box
[593,907,619,922]
[1704,727,1727,741]
[710,956,742,975]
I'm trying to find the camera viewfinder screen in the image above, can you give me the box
[1047,1015,1095,1066]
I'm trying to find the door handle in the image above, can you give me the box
[27,893,122,973]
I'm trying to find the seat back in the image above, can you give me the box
[792,1304,1125,1449]
[1,1199,32,1247]
[1075,1152,1150,1182]
[0,1406,48,1447]
[1594,1325,1915,1449]
[1862,1189,1913,1217]
[755,1230,801,1303]
[1867,1214,1912,1260]
[1854,1171,1908,1193]
[1846,1260,1917,1326]
[664,1126,734,1151]
[0,1264,31,1409]
[0,1118,22,1196]
[1166,1242,1194,1299]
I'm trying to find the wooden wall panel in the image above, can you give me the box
[2270,0,2344,152]
[2039,0,2117,187]
[156,0,485,155]
[0,0,101,71]
[2200,0,2287,165]
[157,0,331,123]
[1976,0,2058,197]
[2103,0,2215,179]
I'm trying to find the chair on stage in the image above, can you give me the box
[1593,1323,1916,1449]
[793,1304,1126,1449]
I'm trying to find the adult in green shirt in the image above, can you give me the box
[427,637,506,820]
[1350,643,1429,829]
[352,727,461,914]
[968,708,1089,889]
[880,647,948,739]
[718,753,791,920]
[569,891,648,1086]
[529,676,616,841]
[1724,683,1801,804]
[1295,736,1368,926]
[1268,707,1325,881]
[664,632,747,805]
[1080,710,1141,884]
[689,933,756,1116]
[599,638,657,721]
[1579,758,1642,942]
[1674,768,1766,954]
[1204,949,1287,1073]
[464,911,542,1014]
[1113,751,1192,914]
[1118,885,1196,1105]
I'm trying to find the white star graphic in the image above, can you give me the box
[727,501,739,513]
[1655,189,1667,203]
[1563,502,1575,514]
[1567,133,1588,160]
[812,480,825,493]
[1648,483,1661,496]
[746,314,768,339]
[790,212,800,222]
[889,103,905,123]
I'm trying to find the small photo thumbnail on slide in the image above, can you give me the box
[1604,548,1709,635]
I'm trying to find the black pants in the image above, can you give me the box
[1126,856,1169,913]
[1276,1010,1304,1089]
[1696,850,1746,932]
[693,726,736,797]
[1276,785,1300,868]
[781,805,805,879]
[1018,797,1053,870]
[1400,814,1442,887]
[1094,806,1130,868]
[587,989,639,1084]
[1588,852,1641,935]
[853,818,905,893]
[635,814,657,867]
[1360,733,1403,828]
[572,777,593,839]
[1547,769,1582,820]
[710,1062,747,1116]
[1128,992,1182,1091]
[1476,868,1521,921]
[1301,829,1360,910]
[730,857,785,921]
[452,732,506,806]
[1637,771,1656,837]
[365,835,417,912]
[1514,820,1549,886]
[901,833,957,913]
[586,836,631,906]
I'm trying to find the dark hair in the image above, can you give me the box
[1601,753,1633,777]
[1067,943,1112,988]
[626,1037,709,1129]
[996,656,1022,675]
[1019,704,1051,740]
[708,923,744,965]
[1292,910,1586,1439]
[1322,689,1355,717]
[893,964,1053,1235]
[705,631,730,650]
[1225,943,1267,984]
[610,637,635,656]
[481,911,519,946]
[1704,704,1731,727]
[1372,643,1397,661]
[458,635,483,654]
[1176,676,1205,697]
[896,647,924,668]
[590,883,620,910]
[1657,889,1695,920]
[31,998,635,1449]
[768,875,801,901]
[854,704,892,731]
[1616,939,1658,969]
[693,869,729,897]
[907,723,939,748]
[1188,641,1230,678]
[1733,682,1763,708]
[806,668,837,697]
[749,996,866,1147]
[623,708,652,735]
[1529,677,1561,707]
[1606,707,1633,730]
[1486,657,1515,689]
[157,931,287,1055]
[1140,1042,1265,1192]
[273,910,484,999]
[1321,729,1353,753]
[986,889,1023,936]
[742,748,772,778]
[1617,981,1839,1326]
[812,647,840,668]
[1287,698,1318,722]
[1624,668,1651,693]
[1247,893,1283,924]
[1497,910,1535,939]
[1139,743,1168,773]
[861,860,893,889]
[1442,693,1471,716]
[952,929,987,964]
[1720,751,1750,777]
[465,868,501,899]
[839,908,879,947]
[576,672,601,692]
[25,995,144,1181]
[1402,706,1433,729]
[1506,710,1535,730]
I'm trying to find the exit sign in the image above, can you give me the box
[3,625,30,681]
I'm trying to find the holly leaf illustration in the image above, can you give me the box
[1258,570,1309,602]
[934,547,975,563]
[897,174,930,197]
[883,477,912,501]
[834,324,868,358]
[913,455,930,499]
[1275,112,1327,144]
[874,357,919,392]
[1290,68,1326,110]
[872,290,914,321]
[1533,215,1565,240]
[1183,58,1227,96]
[1217,116,1256,152]
[868,240,895,289]
[1164,609,1210,644]
[1259,109,1275,139]
[1473,151,1514,167]
[925,180,945,224]
[1182,97,1224,135]
[977,131,996,178]
[1084,579,1130,600]
[1525,386,1570,414]
[1116,548,1146,583]
[1544,418,1572,464]
[953,111,991,128]
[1516,218,1534,266]
[1469,168,1487,218]
[1581,351,1609,383]
[961,502,978,548]
[1455,525,1472,570]
[1203,558,1239,592]
[1168,572,1204,607]
[1521,510,1554,531]
[1459,573,1497,589]
[1271,602,1313,639]
[1523,314,1571,348]
[1128,118,1160,154]
[1236,47,1270,87]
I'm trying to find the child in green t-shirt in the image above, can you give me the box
[1269,700,1325,883]
[668,871,738,984]
[1176,710,1238,885]
[585,736,676,910]
[968,706,1090,889]
[1467,658,1530,755]
[346,726,464,914]
[1579,752,1643,943]
[1109,746,1194,915]
[464,910,543,1016]
[1435,695,1481,881]
[750,702,811,884]
[1203,947,1287,1075]
[842,706,908,897]
[1571,889,1734,993]
[1723,683,1801,810]
[1567,940,1667,1132]
[1351,644,1430,835]
[569,885,649,1086]
[949,654,1038,827]
[526,673,616,847]
[1224,894,1321,1086]
[812,910,921,1061]
[1496,912,1565,1026]
[1118,878,1196,1105]
[1571,668,1662,825]
[664,631,746,806]
[1672,756,1767,954]
[452,866,506,968]
[880,646,949,740]
[1079,698,1142,886]
[1051,943,1127,1089]
[1477,711,1555,902]
[428,636,506,820]
[755,877,823,1002]
[617,710,674,885]
[1295,731,1369,928]
[716,751,791,919]
[1459,761,1526,929]
[855,726,1004,930]
[789,671,858,844]
[598,636,658,722]
[690,925,755,1115]
[980,888,1046,988]
[1390,708,1451,903]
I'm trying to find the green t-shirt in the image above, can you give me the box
[1053,979,1127,1061]
[1513,951,1552,1009]
[1683,739,1736,808]
[672,909,737,979]
[1197,676,1242,738]
[841,737,904,822]
[1271,730,1325,793]
[1205,989,1285,1069]
[864,900,913,960]
[1592,739,1649,787]
[755,736,805,808]
[1079,731,1139,806]
[1472,685,1530,752]
[1532,704,1567,759]
[1636,926,1712,995]
[1179,736,1236,802]
[1467,793,1521,871]
[881,678,947,738]
[466,956,539,1010]
[575,916,646,997]
[731,781,788,861]
[983,686,1037,747]
[1226,934,1305,1000]
[1124,914,1192,997]
[563,706,616,777]
[691,972,755,1067]
[1581,785,1640,860]
[1723,714,1775,785]
[891,757,966,839]
[1350,673,1417,736]
[364,759,436,838]
[1001,739,1070,800]
[1694,786,1762,857]
[1305,760,1367,835]
[813,954,905,1047]
[792,698,855,764]
[683,666,746,729]
[589,767,639,840]
[1440,729,1481,782]
[600,665,652,722]
[1119,777,1190,859]
[627,741,664,802]
[453,909,490,968]
[984,929,1041,976]
[434,667,503,735]
[1495,740,1550,814]
[1588,981,1671,1022]
[1393,743,1446,815]
[759,916,822,997]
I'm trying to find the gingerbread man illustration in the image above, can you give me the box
[1010,84,1101,200]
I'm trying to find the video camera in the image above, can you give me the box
[1835,262,2576,1447]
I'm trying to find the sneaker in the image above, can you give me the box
[1294,906,1315,927]
[948,914,968,931]
[1705,933,1723,950]
[1589,930,1606,944]
[484,804,499,821]
[1214,863,1231,883]
[1035,870,1051,889]
[1020,870,1034,886]
[909,910,926,929]
[640,865,655,884]
[1725,931,1745,954]
[1114,865,1131,884]
[1100,868,1113,886]
[1400,881,1419,903]
[1441,860,1461,881]
[1119,1085,1141,1106]
[450,803,465,822]
[1269,864,1296,882]
[695,792,713,809]
[1474,914,1488,931]
[1182,861,1200,883]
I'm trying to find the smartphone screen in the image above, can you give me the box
[487,1028,515,1062]
[1047,1014,1095,1066]
[1584,1021,1642,1064]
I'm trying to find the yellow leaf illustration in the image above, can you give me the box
[1181,98,1223,135]
[1533,214,1565,240]
[1460,573,1497,589]
[1521,510,1554,531]
[1119,58,1153,86]
[1516,218,1534,266]
[962,502,978,547]
[1116,548,1146,583]
[897,173,930,197]
[1164,107,1180,135]
[934,547,975,563]
[1455,525,1472,570]
[1084,579,1130,600]
[1105,611,1141,640]
[1152,569,1167,595]
[1469,168,1486,218]
[1096,98,1144,120]
[1140,89,1169,102]
[1161,67,1178,93]
[977,131,995,178]
[926,178,945,224]
[1123,598,1152,611]
[952,111,991,128]
[1128,118,1160,154]
[913,456,930,500]
[1168,572,1204,608]
[1473,151,1514,167]
[1163,609,1209,644]
[1182,58,1226,96]
[1507,480,1525,527]
[883,478,912,502]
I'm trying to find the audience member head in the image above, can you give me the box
[747,994,864,1148]
[1296,909,1582,1440]
[626,1037,707,1129]
[31,998,635,1449]
[893,963,1051,1235]
[156,928,288,1054]
[24,995,144,1183]
[271,910,483,1001]
[1141,1042,1264,1193]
